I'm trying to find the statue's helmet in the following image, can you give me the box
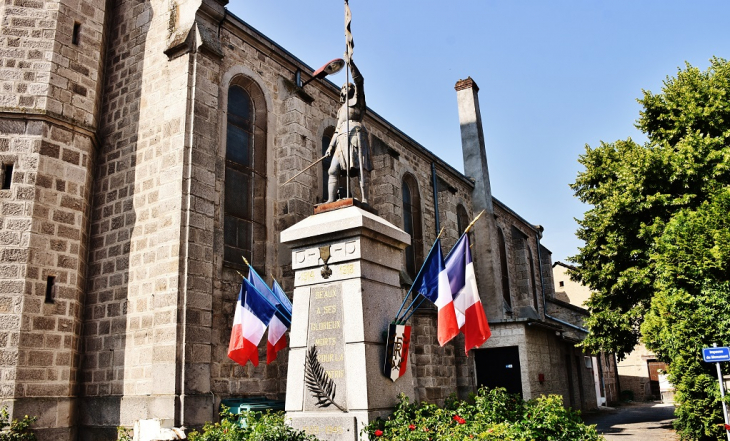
[339,83,356,103]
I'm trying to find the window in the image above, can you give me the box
[498,228,511,308]
[528,246,539,310]
[402,174,423,278]
[45,276,56,303]
[559,281,565,287]
[1,164,13,189]
[72,23,81,45]
[224,79,267,270]
[456,204,469,236]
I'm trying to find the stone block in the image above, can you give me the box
[289,413,359,441]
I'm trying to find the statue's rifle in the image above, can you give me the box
[283,155,328,185]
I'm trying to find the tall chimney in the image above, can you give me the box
[455,77,503,321]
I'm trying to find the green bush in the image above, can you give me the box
[187,407,318,441]
[362,388,603,441]
[0,407,37,441]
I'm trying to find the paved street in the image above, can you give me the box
[582,402,678,440]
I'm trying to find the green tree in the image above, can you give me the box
[571,58,730,440]
[571,57,730,358]
[641,189,730,440]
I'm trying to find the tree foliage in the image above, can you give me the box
[570,57,730,357]
[570,58,730,440]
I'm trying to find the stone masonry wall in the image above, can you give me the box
[81,0,193,436]
[0,0,106,128]
[0,117,94,440]
[0,0,105,439]
[492,204,547,320]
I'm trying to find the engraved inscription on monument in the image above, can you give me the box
[294,416,357,441]
[306,283,347,411]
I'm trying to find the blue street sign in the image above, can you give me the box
[703,347,730,363]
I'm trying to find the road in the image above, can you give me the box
[582,402,678,441]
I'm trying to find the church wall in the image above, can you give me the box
[0,0,106,127]
[81,0,197,435]
[0,118,95,440]
[492,203,545,318]
[0,0,105,439]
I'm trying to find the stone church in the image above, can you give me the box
[0,1,596,439]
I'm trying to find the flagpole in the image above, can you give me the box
[344,0,351,199]
[394,227,445,323]
[444,209,485,261]
[401,296,428,323]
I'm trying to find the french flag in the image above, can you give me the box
[268,280,291,363]
[445,233,491,353]
[228,277,276,367]
[247,268,292,364]
[412,239,460,346]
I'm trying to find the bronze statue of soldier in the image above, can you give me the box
[324,59,371,204]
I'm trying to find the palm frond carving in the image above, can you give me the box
[304,345,345,412]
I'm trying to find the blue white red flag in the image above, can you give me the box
[272,278,293,316]
[247,268,291,364]
[411,239,459,346]
[228,277,276,366]
[267,280,291,363]
[248,268,291,325]
[445,234,491,352]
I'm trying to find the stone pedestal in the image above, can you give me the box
[281,205,414,441]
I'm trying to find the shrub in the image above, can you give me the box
[0,407,37,441]
[187,407,318,441]
[362,387,603,441]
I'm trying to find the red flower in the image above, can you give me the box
[408,424,416,431]
[452,415,466,424]
[374,429,383,437]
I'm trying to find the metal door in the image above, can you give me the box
[475,346,523,397]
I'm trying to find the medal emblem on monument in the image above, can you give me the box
[319,245,332,279]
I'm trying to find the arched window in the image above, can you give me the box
[402,174,423,278]
[224,80,267,270]
[528,246,539,311]
[497,228,511,308]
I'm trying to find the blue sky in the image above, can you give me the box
[229,1,730,262]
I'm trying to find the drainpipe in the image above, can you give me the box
[431,162,440,236]
[536,230,588,333]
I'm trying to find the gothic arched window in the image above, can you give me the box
[498,228,511,308]
[224,80,267,270]
[528,246,539,311]
[402,174,423,278]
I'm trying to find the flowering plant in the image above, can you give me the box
[361,387,603,440]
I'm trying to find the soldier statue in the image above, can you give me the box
[324,59,371,204]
